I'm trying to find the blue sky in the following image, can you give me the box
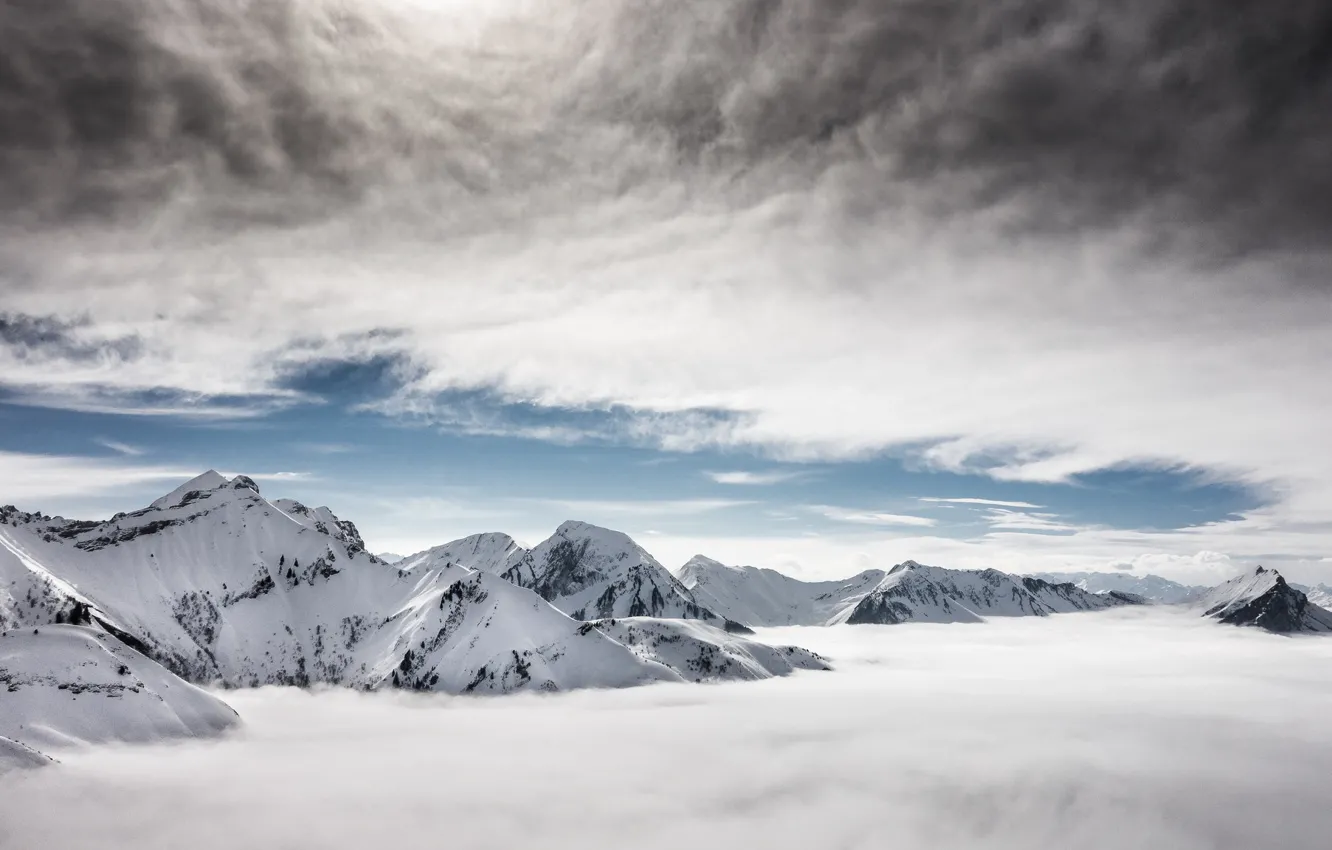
[2,0,1330,586]
[0,383,1269,581]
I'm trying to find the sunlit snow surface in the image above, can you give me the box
[3,607,1332,849]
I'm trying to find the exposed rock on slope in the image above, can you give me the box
[588,617,830,682]
[352,572,677,694]
[505,522,718,621]
[840,562,1139,625]
[1197,567,1332,634]
[2,475,822,697]
[680,556,1137,627]
[396,533,527,577]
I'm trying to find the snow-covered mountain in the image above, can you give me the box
[376,552,406,564]
[353,571,677,694]
[1196,567,1332,633]
[0,736,56,774]
[0,474,822,698]
[1291,582,1332,610]
[587,617,829,682]
[1029,571,1206,604]
[838,562,1140,624]
[678,556,1137,627]
[0,624,239,752]
[397,532,527,577]
[500,521,719,621]
[677,555,884,627]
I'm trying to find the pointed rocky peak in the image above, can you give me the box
[551,520,643,552]
[887,559,925,576]
[150,470,231,510]
[516,520,717,621]
[678,555,729,583]
[396,532,526,575]
[683,554,726,570]
[1197,566,1331,633]
[229,475,260,495]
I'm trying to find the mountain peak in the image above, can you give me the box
[149,470,232,510]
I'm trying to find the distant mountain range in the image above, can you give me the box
[2,471,1329,768]
[1027,571,1207,604]
[677,556,1139,626]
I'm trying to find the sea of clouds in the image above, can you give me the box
[2,607,1331,849]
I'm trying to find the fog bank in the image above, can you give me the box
[2,608,1330,849]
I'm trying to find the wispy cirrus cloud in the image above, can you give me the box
[93,437,145,457]
[704,470,805,486]
[919,497,1046,509]
[808,505,937,528]
[981,508,1079,534]
[532,498,754,518]
[0,451,198,504]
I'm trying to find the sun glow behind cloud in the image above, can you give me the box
[0,0,1329,580]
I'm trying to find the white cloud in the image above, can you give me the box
[0,451,199,504]
[2,0,1329,573]
[809,505,937,527]
[3,612,1331,849]
[981,508,1079,533]
[919,497,1045,509]
[532,498,754,517]
[93,437,145,457]
[705,470,805,485]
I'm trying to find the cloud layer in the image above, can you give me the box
[1,0,1330,569]
[3,609,1331,849]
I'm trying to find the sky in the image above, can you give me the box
[2,0,1331,585]
[5,609,1332,849]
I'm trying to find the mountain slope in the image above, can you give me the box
[837,561,1138,625]
[506,522,718,621]
[1291,582,1332,610]
[1030,571,1205,604]
[0,736,56,774]
[0,625,239,750]
[351,571,678,694]
[589,617,830,682]
[396,533,528,577]
[1,471,412,685]
[677,555,883,627]
[1,475,825,697]
[679,556,1137,627]
[1197,567,1332,633]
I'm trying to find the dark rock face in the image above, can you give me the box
[844,595,916,625]
[1207,575,1331,633]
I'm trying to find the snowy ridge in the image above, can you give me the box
[677,555,884,627]
[353,571,677,694]
[1195,566,1332,633]
[0,624,239,751]
[396,532,527,577]
[836,561,1138,625]
[505,521,718,621]
[0,735,56,774]
[679,556,1136,627]
[0,474,823,702]
[1029,571,1206,604]
[589,617,830,682]
[1291,582,1332,610]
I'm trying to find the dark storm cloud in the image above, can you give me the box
[576,0,1332,252]
[0,313,141,362]
[1,0,1330,252]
